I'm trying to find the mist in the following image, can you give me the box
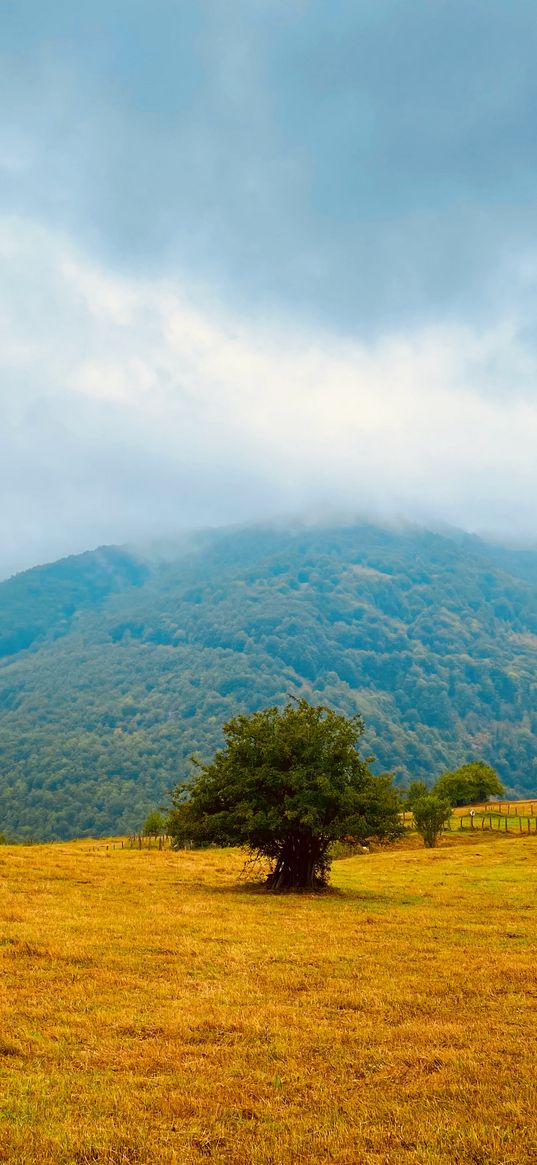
[3,3,537,575]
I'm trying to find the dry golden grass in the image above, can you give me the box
[1,832,536,1164]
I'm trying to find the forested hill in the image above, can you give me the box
[1,522,537,840]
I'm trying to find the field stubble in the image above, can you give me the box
[0,832,536,1164]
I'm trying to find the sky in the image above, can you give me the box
[2,0,537,577]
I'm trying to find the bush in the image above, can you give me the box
[413,795,452,848]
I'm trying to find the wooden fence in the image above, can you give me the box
[444,811,537,834]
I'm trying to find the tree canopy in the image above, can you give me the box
[433,762,505,807]
[168,699,402,890]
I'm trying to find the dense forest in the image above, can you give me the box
[1,521,537,840]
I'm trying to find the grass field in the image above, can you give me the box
[1,832,536,1164]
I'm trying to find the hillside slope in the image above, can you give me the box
[1,522,537,839]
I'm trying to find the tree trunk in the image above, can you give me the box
[266,833,329,890]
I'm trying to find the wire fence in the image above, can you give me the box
[444,809,537,834]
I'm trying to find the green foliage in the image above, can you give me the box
[403,780,430,810]
[433,762,505,807]
[142,810,167,836]
[169,699,403,889]
[0,523,535,840]
[0,547,148,660]
[412,795,452,848]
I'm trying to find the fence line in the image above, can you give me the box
[88,810,537,852]
[87,835,179,853]
[444,812,536,834]
[484,801,535,816]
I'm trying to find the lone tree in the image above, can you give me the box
[168,699,402,890]
[412,795,452,848]
[433,762,505,807]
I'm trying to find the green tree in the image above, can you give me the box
[433,762,505,807]
[412,795,452,848]
[168,699,403,890]
[403,780,430,810]
[142,809,167,837]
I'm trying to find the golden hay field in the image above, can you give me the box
[1,833,536,1165]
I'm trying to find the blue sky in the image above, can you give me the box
[2,1,537,574]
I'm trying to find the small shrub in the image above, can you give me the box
[413,795,451,848]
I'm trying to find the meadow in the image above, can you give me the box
[1,832,536,1164]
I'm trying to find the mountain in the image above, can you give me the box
[1,521,537,841]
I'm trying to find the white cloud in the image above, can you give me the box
[1,214,537,576]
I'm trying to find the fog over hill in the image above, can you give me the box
[1,520,537,841]
[4,4,537,577]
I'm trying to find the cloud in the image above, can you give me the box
[2,215,537,577]
[2,2,537,332]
